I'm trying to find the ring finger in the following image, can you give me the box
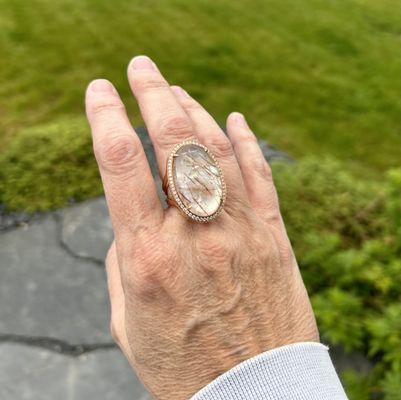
[170,85,251,218]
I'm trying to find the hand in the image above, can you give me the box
[85,55,319,400]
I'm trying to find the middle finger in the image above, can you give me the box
[127,55,196,178]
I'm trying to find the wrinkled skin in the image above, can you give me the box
[85,56,319,400]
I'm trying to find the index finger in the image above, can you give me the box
[85,79,163,242]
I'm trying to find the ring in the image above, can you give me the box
[162,140,226,222]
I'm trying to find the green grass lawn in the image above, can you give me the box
[0,0,401,210]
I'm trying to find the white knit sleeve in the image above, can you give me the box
[190,342,348,400]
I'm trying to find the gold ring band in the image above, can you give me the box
[163,140,226,222]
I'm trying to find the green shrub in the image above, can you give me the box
[381,363,401,400]
[341,371,375,400]
[312,288,365,352]
[273,160,401,400]
[0,117,102,211]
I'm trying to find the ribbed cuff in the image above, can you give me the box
[190,342,348,400]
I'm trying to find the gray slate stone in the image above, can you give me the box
[60,128,166,263]
[61,179,165,264]
[0,344,150,400]
[0,216,111,344]
[61,197,113,262]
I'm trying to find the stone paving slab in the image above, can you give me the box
[61,197,113,263]
[0,215,111,344]
[0,344,150,400]
[61,177,165,264]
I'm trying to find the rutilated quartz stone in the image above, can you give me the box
[172,144,223,217]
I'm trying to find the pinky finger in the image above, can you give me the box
[226,112,282,229]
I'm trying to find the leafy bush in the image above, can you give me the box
[341,371,375,400]
[273,159,401,399]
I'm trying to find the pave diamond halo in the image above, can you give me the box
[163,140,226,222]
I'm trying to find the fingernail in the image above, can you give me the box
[90,79,114,93]
[130,55,156,70]
[181,88,191,98]
[171,86,190,98]
[232,112,248,127]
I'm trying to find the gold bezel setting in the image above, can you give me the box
[165,140,226,222]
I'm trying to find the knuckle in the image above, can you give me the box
[231,135,257,157]
[95,133,142,175]
[121,236,179,297]
[125,267,164,301]
[237,134,258,145]
[136,246,175,281]
[90,96,125,116]
[261,160,276,184]
[251,228,279,262]
[122,244,163,287]
[245,131,257,141]
[132,73,169,93]
[253,201,280,229]
[266,211,282,227]
[274,231,294,264]
[243,152,272,181]
[264,161,273,180]
[255,194,281,224]
[182,99,202,111]
[132,254,160,283]
[253,158,271,179]
[208,137,234,159]
[156,115,194,148]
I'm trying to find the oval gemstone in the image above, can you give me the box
[172,144,223,217]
